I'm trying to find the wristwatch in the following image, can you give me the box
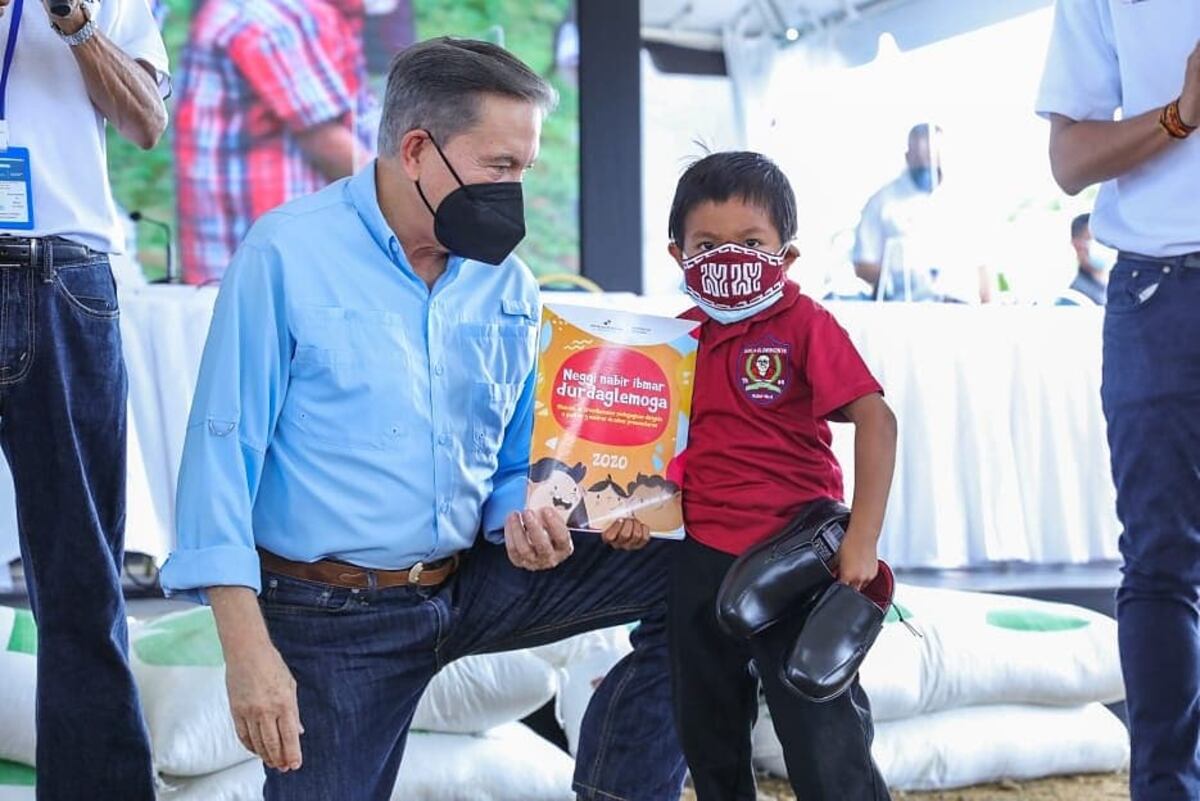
[51,0,100,46]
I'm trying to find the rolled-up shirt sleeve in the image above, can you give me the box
[103,0,171,96]
[480,362,537,542]
[160,239,293,601]
[1035,0,1120,122]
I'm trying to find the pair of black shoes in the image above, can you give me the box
[715,499,894,702]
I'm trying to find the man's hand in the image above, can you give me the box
[504,508,575,571]
[1048,40,1200,194]
[209,587,304,773]
[601,518,653,551]
[833,531,879,592]
[1180,40,1200,128]
[40,0,78,16]
[225,640,305,773]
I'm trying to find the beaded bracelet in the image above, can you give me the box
[1160,98,1197,140]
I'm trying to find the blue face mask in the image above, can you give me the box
[697,292,784,325]
[909,166,938,193]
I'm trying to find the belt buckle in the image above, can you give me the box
[408,562,425,585]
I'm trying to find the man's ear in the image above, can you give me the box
[398,130,430,182]
[668,242,685,268]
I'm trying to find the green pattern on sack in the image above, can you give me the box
[884,602,913,624]
[0,760,36,786]
[986,609,1090,632]
[6,610,37,655]
[133,608,224,667]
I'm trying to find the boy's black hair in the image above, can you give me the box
[668,151,798,247]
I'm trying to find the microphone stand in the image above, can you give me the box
[130,211,181,284]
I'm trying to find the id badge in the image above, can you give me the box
[0,147,34,231]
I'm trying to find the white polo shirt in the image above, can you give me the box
[1036,0,1200,258]
[852,172,980,303]
[0,0,169,253]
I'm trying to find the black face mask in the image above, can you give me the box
[415,132,526,265]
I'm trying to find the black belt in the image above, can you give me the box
[1119,250,1200,270]
[0,236,97,268]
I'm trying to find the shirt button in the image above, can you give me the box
[435,365,446,377]
[440,501,451,514]
[438,434,449,446]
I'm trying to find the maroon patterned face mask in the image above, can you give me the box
[682,243,789,323]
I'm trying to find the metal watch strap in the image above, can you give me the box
[53,2,99,46]
[58,16,96,46]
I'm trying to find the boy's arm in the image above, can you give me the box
[837,392,897,590]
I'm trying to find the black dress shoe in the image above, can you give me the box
[715,499,850,638]
[781,560,894,702]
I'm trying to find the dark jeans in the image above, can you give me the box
[0,249,154,799]
[668,537,889,801]
[260,533,687,801]
[1102,254,1200,801]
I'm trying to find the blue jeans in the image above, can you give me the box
[0,248,154,799]
[1102,254,1200,801]
[260,533,687,801]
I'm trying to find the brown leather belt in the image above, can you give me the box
[258,548,459,589]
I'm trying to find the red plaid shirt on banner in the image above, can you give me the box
[175,0,374,284]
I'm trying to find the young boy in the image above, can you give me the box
[664,151,897,800]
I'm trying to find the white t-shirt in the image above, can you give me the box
[852,172,980,303]
[1036,0,1200,257]
[0,0,169,253]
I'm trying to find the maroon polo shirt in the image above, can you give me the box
[679,283,882,556]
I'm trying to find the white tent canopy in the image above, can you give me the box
[642,0,1055,156]
[642,0,1054,66]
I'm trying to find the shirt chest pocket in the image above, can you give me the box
[458,300,538,463]
[282,306,416,451]
[456,300,539,387]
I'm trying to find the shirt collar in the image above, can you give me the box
[348,161,466,287]
[349,161,398,256]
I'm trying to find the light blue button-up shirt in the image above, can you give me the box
[160,163,539,599]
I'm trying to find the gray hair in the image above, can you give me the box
[378,37,559,154]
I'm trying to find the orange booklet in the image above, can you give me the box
[527,304,700,539]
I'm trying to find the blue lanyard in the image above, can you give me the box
[0,0,23,122]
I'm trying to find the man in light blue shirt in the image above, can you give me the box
[161,38,685,801]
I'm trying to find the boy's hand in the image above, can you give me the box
[602,518,652,551]
[833,532,879,591]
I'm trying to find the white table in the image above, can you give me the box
[0,289,1121,588]
[827,302,1118,568]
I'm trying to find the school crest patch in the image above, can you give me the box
[737,338,790,406]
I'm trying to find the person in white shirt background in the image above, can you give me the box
[0,0,168,796]
[1037,1,1200,799]
[852,123,992,304]
[1064,212,1115,306]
